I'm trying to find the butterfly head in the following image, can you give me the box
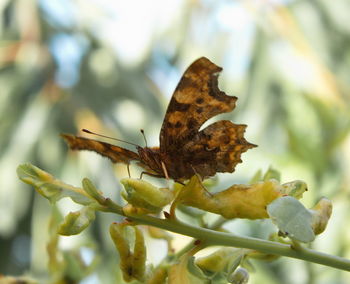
[137,146,163,177]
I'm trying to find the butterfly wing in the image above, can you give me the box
[62,134,146,166]
[159,57,237,151]
[181,121,256,178]
[159,57,255,179]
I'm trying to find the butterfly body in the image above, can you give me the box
[136,146,163,176]
[62,57,256,181]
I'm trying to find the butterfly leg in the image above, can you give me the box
[127,164,131,178]
[161,161,170,180]
[190,165,212,196]
[161,161,173,193]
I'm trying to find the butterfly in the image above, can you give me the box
[62,57,256,182]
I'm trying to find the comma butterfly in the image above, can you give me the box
[62,57,256,181]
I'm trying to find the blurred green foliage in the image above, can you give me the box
[1,0,350,283]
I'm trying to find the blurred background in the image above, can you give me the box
[1,0,350,283]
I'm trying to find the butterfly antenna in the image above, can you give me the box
[140,129,148,147]
[82,129,139,147]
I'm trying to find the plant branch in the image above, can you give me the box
[17,164,350,272]
[104,206,350,272]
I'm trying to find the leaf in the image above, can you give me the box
[109,223,133,282]
[58,206,96,235]
[195,248,244,273]
[17,163,93,205]
[227,267,249,284]
[132,225,147,281]
[177,175,283,219]
[120,178,173,213]
[146,266,168,284]
[267,196,315,243]
[187,256,210,281]
[263,167,281,182]
[168,255,209,284]
[82,178,105,202]
[309,197,332,235]
[147,226,172,241]
[279,180,308,199]
[109,223,147,282]
[249,169,262,184]
[47,207,65,274]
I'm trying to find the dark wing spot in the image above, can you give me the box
[167,100,191,113]
[206,134,212,140]
[187,118,197,130]
[196,97,204,104]
[175,121,182,128]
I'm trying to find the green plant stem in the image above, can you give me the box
[174,216,228,258]
[17,164,350,272]
[104,205,350,271]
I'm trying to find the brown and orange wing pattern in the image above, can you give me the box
[62,134,142,165]
[62,57,256,181]
[159,57,237,152]
[182,121,256,178]
[159,57,256,180]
